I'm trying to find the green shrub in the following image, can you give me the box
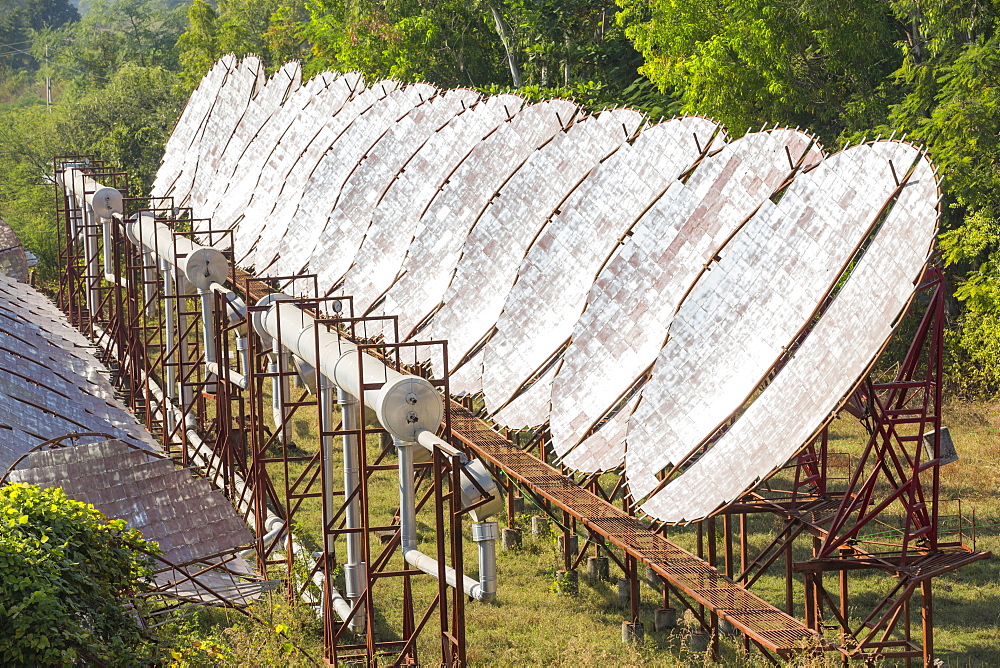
[0,483,158,666]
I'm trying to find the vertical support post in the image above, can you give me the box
[626,554,639,625]
[785,537,794,616]
[840,548,849,668]
[723,514,734,579]
[921,580,933,668]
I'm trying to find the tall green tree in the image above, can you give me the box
[0,0,78,73]
[619,0,902,141]
[177,0,308,85]
[299,0,507,87]
[886,1,1000,392]
[41,0,186,82]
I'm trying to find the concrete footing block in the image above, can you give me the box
[621,621,644,643]
[531,515,549,536]
[501,527,521,551]
[586,556,609,581]
[654,607,677,630]
[617,578,631,607]
[554,569,578,595]
[689,631,710,652]
[556,533,579,555]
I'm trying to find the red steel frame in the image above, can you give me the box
[53,156,990,667]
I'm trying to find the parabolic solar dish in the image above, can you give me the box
[169,57,263,210]
[188,61,301,220]
[551,129,823,472]
[482,116,722,429]
[153,55,237,201]
[217,73,366,262]
[302,88,482,295]
[336,94,525,313]
[226,71,363,256]
[372,98,583,341]
[626,140,924,503]
[261,82,439,277]
[417,107,646,387]
[158,58,943,524]
[639,149,937,522]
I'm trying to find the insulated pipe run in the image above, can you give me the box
[338,390,366,605]
[255,297,501,601]
[199,288,218,395]
[160,260,178,435]
[61,168,124,311]
[396,438,496,602]
[256,299,443,443]
[124,213,228,292]
[332,388,366,632]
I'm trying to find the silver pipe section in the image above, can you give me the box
[199,288,218,394]
[270,341,291,444]
[337,389,366,631]
[396,438,495,602]
[161,260,178,435]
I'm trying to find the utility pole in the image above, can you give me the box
[45,44,52,110]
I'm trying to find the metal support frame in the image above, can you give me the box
[53,158,473,666]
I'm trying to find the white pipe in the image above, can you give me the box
[200,288,218,395]
[141,250,157,314]
[270,342,291,445]
[396,438,495,602]
[256,298,443,443]
[206,362,248,389]
[161,261,178,435]
[338,388,367,630]
[83,203,100,316]
[125,213,228,292]
[99,216,131,288]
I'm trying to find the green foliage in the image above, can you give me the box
[0,483,158,665]
[0,63,181,281]
[885,2,1000,393]
[619,0,901,142]
[0,0,79,73]
[34,0,186,85]
[298,0,507,86]
[177,0,307,85]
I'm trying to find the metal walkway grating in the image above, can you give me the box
[448,401,826,658]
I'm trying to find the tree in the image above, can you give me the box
[299,0,507,87]
[42,0,186,83]
[178,0,309,85]
[618,0,902,142]
[886,1,1000,393]
[0,0,79,73]
[0,483,158,665]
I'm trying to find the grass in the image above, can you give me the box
[157,397,1000,666]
